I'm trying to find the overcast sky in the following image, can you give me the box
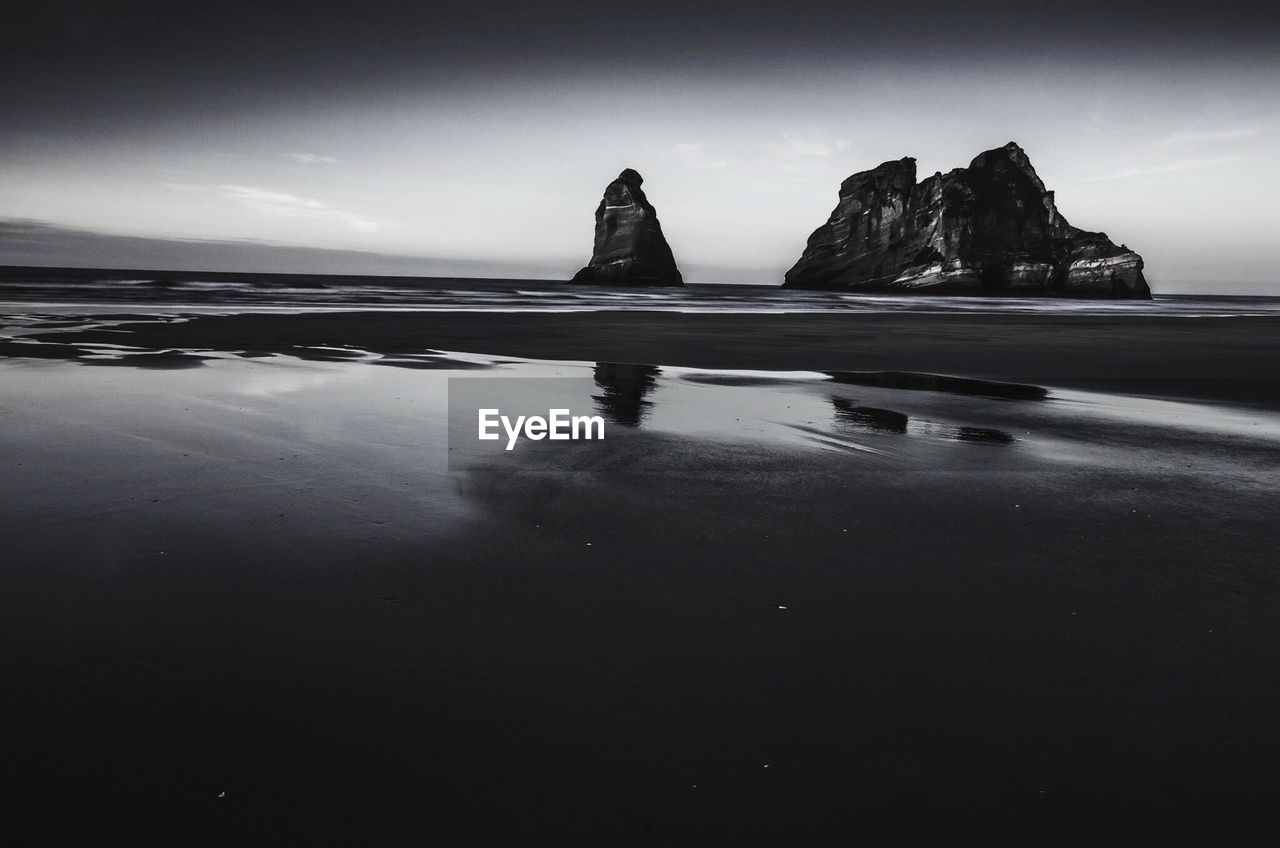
[3,1,1278,291]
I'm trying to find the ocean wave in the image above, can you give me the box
[2,275,1278,317]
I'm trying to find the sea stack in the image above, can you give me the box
[571,169,684,287]
[783,142,1150,298]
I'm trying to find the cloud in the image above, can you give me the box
[0,217,574,279]
[172,183,386,232]
[1079,155,1265,182]
[1159,126,1267,147]
[285,152,341,165]
[778,160,826,178]
[674,142,729,169]
[779,130,850,158]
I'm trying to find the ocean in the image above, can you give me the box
[1,268,1277,316]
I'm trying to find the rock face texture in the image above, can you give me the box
[783,143,1150,298]
[571,169,684,287]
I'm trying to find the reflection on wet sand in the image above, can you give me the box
[831,399,909,433]
[829,370,1049,401]
[0,338,211,369]
[832,396,1015,444]
[0,320,496,371]
[77,349,211,369]
[592,362,661,427]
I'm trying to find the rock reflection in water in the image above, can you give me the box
[948,426,1016,444]
[828,371,1048,401]
[831,396,1015,444]
[832,398,909,433]
[593,363,661,427]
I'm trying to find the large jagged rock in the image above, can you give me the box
[571,169,684,287]
[783,142,1150,298]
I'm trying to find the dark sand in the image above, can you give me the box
[2,308,1279,845]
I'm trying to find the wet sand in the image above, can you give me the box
[10,309,1280,407]
[2,307,1279,845]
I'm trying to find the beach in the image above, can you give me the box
[2,287,1279,844]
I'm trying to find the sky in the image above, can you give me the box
[2,1,1279,292]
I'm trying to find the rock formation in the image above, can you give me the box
[571,169,684,287]
[783,142,1150,298]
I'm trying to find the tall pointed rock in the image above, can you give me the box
[571,169,684,287]
[783,142,1150,299]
